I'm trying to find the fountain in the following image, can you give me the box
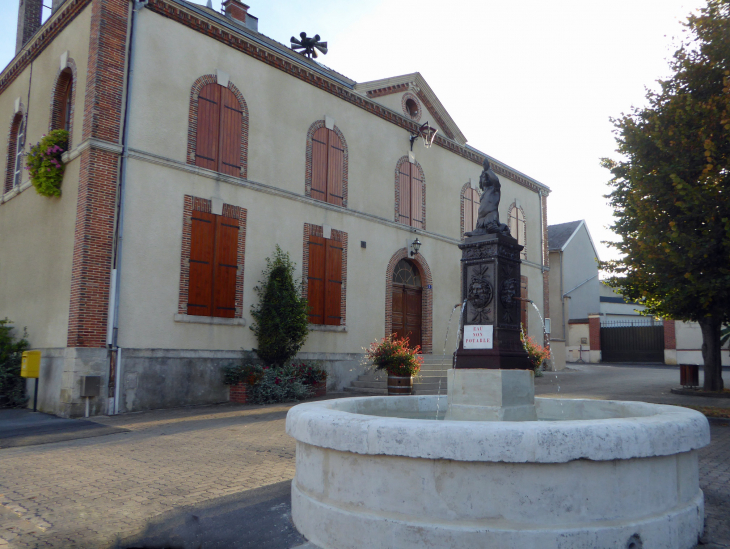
[286,160,710,548]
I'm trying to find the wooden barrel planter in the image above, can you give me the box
[313,381,327,398]
[387,375,413,395]
[229,382,249,404]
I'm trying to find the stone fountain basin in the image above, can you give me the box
[286,396,710,549]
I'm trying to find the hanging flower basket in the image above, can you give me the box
[26,129,68,197]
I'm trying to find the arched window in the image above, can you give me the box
[395,157,425,229]
[194,83,243,177]
[508,204,526,259]
[461,184,480,237]
[5,112,25,194]
[305,121,348,207]
[393,259,422,287]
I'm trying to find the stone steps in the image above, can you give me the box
[344,355,451,395]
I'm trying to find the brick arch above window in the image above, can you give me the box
[508,201,527,259]
[187,74,249,179]
[460,181,480,239]
[394,156,426,229]
[304,120,348,207]
[49,57,77,147]
[384,247,433,354]
[4,103,26,195]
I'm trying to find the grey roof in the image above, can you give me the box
[547,221,583,251]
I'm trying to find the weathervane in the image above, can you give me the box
[290,32,328,59]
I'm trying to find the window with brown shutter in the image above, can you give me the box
[195,83,242,177]
[463,187,480,236]
[397,160,425,229]
[188,210,239,317]
[310,127,344,206]
[509,205,527,259]
[307,234,343,325]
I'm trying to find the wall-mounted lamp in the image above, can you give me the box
[410,238,421,257]
[409,122,438,151]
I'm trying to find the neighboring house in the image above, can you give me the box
[1,0,551,416]
[598,281,650,324]
[547,220,600,367]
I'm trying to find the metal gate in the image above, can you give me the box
[600,321,664,363]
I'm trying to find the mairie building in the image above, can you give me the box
[1,0,551,416]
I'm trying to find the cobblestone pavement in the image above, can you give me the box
[0,403,300,548]
[0,365,728,548]
[699,421,730,548]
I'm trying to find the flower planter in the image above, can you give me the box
[229,382,249,404]
[387,375,413,395]
[313,381,327,398]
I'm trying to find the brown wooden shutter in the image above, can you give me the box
[472,190,479,231]
[520,276,528,329]
[324,239,343,325]
[188,211,216,316]
[464,190,473,235]
[219,87,242,177]
[195,83,221,171]
[398,162,411,225]
[58,78,71,131]
[326,130,344,206]
[410,164,424,229]
[212,214,239,318]
[311,127,329,202]
[307,235,326,324]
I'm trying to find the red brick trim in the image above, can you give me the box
[401,92,421,122]
[664,320,676,350]
[304,120,348,207]
[178,195,247,318]
[67,0,129,348]
[507,201,527,260]
[301,223,348,326]
[186,74,249,179]
[365,83,409,99]
[384,249,433,354]
[588,316,601,351]
[49,57,78,147]
[67,148,119,346]
[4,104,25,194]
[143,0,548,197]
[0,0,92,97]
[394,155,426,229]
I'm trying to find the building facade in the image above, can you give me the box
[1,0,551,416]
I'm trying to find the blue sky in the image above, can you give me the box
[0,0,707,263]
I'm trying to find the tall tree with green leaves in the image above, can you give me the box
[602,0,730,391]
[250,246,310,366]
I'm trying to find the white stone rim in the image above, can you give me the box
[285,396,710,463]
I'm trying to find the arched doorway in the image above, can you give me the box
[391,259,422,350]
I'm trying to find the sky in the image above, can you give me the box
[0,0,707,266]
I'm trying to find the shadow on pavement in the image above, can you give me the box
[116,480,306,549]
[0,408,129,448]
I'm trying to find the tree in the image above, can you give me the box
[602,0,730,391]
[250,246,310,366]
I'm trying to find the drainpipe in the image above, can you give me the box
[107,0,146,414]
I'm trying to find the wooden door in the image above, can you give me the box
[391,284,422,349]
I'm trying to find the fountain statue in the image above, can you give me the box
[286,158,710,548]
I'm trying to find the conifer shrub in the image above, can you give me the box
[250,246,309,366]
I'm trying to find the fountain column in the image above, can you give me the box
[448,232,536,420]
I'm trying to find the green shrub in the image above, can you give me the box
[250,246,309,366]
[0,319,29,408]
[26,129,69,197]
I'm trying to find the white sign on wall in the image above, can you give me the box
[463,325,493,349]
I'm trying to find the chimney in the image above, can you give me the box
[222,0,248,25]
[16,0,43,54]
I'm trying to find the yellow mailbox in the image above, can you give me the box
[21,350,41,378]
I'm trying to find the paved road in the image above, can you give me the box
[0,364,727,548]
